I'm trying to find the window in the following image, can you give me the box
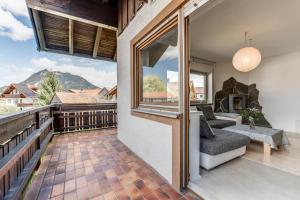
[133,17,179,110]
[190,72,207,102]
[141,25,179,105]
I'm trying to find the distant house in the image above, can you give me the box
[51,92,114,104]
[106,86,117,100]
[190,81,205,101]
[69,88,110,98]
[99,87,109,97]
[0,84,37,109]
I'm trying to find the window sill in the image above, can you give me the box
[131,108,181,119]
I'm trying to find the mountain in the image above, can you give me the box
[0,86,7,93]
[19,69,98,90]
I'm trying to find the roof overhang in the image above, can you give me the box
[26,0,118,61]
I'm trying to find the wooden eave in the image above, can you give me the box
[1,94,26,98]
[26,0,118,61]
[107,86,117,96]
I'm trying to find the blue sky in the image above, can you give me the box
[0,0,117,88]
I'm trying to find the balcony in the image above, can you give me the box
[0,103,193,200]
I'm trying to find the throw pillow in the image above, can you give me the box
[200,115,215,139]
[202,106,216,120]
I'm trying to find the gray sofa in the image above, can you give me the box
[201,106,238,129]
[208,119,236,129]
[200,128,250,156]
[199,113,251,170]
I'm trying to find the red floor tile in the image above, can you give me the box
[23,129,199,200]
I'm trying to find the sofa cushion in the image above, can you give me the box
[208,119,236,129]
[202,106,216,120]
[200,116,215,139]
[200,128,251,155]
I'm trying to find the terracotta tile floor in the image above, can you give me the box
[23,129,199,200]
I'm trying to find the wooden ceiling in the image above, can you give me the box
[26,0,118,61]
[26,0,146,61]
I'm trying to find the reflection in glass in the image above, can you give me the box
[141,25,179,104]
[190,73,206,102]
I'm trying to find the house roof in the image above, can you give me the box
[143,92,167,99]
[107,86,117,96]
[51,92,113,104]
[195,87,205,94]
[1,84,37,98]
[99,87,109,96]
[69,88,102,95]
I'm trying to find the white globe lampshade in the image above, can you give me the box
[232,47,262,72]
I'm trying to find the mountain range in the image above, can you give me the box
[0,69,98,92]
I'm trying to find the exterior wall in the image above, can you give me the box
[117,0,174,183]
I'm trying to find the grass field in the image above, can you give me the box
[0,105,20,115]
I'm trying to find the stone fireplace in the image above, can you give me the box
[214,77,272,128]
[229,94,246,113]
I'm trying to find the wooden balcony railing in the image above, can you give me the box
[0,103,117,199]
[0,106,53,200]
[52,103,117,133]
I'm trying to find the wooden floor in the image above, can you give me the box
[189,133,300,200]
[23,129,197,200]
[244,133,300,176]
[190,158,300,200]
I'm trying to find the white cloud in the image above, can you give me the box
[0,7,33,41]
[161,46,178,61]
[59,57,72,62]
[190,74,204,87]
[31,57,117,87]
[31,57,57,68]
[0,64,35,86]
[167,70,178,83]
[0,0,29,17]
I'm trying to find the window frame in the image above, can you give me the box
[189,70,208,103]
[132,14,180,111]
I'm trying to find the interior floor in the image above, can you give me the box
[244,133,300,176]
[189,158,300,200]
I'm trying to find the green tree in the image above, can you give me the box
[37,72,62,105]
[143,75,166,92]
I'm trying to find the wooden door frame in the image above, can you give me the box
[183,15,190,190]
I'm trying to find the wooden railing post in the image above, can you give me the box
[35,112,40,130]
[35,111,41,150]
[50,106,53,131]
[0,105,53,199]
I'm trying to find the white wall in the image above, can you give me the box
[249,51,300,133]
[212,51,300,133]
[214,62,249,92]
[117,0,174,183]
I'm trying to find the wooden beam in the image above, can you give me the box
[113,50,117,61]
[31,9,46,50]
[93,27,102,58]
[69,19,74,55]
[113,31,118,61]
[27,0,118,31]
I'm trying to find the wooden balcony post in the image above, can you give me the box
[50,106,53,131]
[35,112,40,129]
[35,112,41,149]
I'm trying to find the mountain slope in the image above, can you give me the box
[20,69,98,90]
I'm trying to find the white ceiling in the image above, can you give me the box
[190,0,300,62]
